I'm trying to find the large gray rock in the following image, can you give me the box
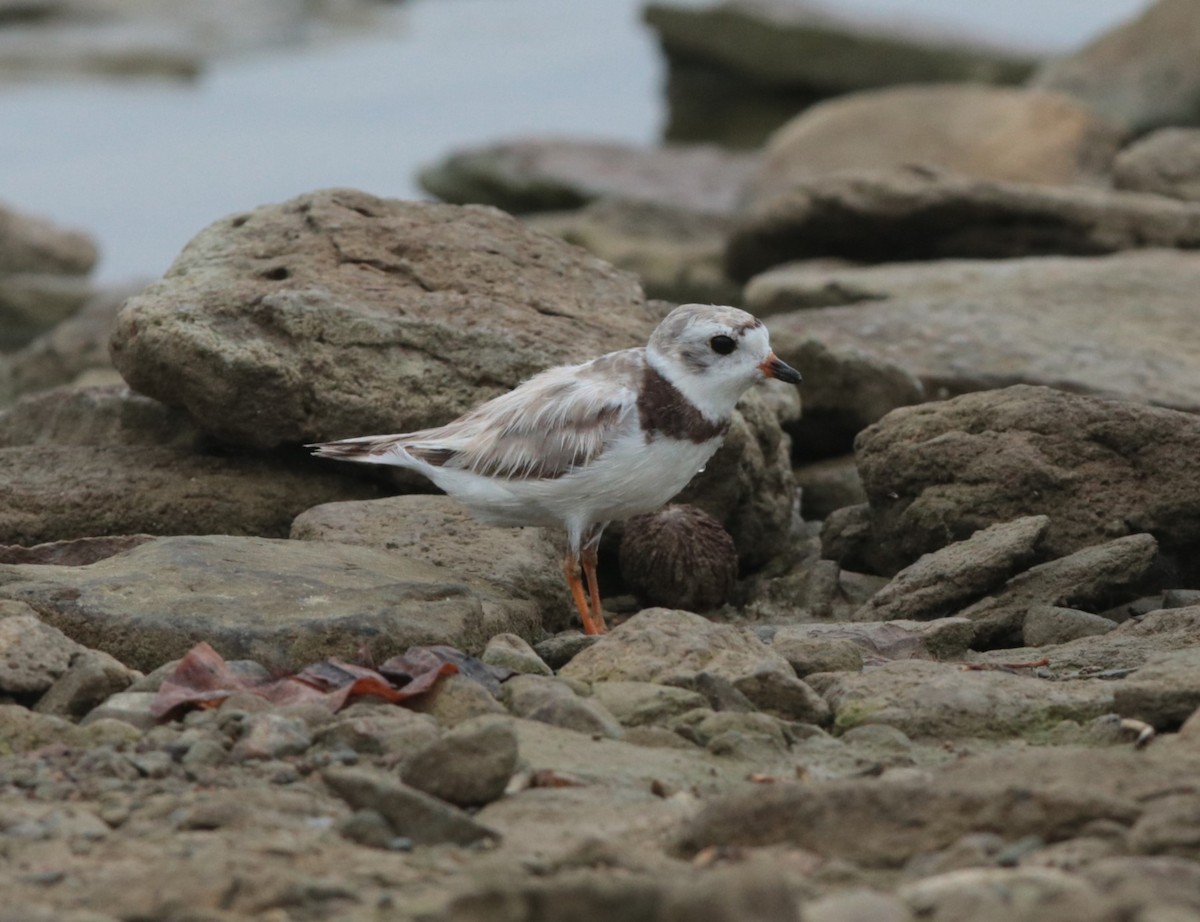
[560,608,828,724]
[747,85,1123,208]
[109,189,654,449]
[0,535,539,672]
[754,251,1200,416]
[1114,128,1200,202]
[419,139,758,217]
[0,385,381,545]
[726,167,1200,282]
[849,385,1200,575]
[643,0,1035,96]
[1030,0,1200,135]
[291,494,567,630]
[812,659,1114,739]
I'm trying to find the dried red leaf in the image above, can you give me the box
[150,642,460,721]
[379,645,501,694]
[150,642,246,718]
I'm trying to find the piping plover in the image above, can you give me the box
[311,303,801,634]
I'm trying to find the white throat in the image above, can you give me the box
[646,345,744,422]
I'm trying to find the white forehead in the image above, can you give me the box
[653,303,767,347]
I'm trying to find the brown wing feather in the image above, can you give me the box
[405,349,643,481]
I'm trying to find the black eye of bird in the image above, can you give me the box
[709,334,736,355]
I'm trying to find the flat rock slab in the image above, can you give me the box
[855,516,1050,623]
[747,85,1123,206]
[771,619,974,665]
[849,385,1200,575]
[959,534,1158,648]
[643,0,1034,95]
[968,606,1200,677]
[0,535,539,672]
[419,139,759,217]
[110,189,653,449]
[0,385,381,545]
[755,251,1200,415]
[726,168,1200,281]
[811,659,1114,739]
[675,743,1200,866]
[291,494,567,630]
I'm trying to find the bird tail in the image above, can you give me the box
[308,433,407,463]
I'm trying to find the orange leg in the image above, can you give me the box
[581,543,608,634]
[563,551,600,635]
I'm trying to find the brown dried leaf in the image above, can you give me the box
[150,642,459,720]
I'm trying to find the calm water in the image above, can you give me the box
[0,0,1149,283]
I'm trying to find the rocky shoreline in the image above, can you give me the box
[4,1,1200,920]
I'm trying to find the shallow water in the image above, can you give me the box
[0,0,1149,283]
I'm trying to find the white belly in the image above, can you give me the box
[431,433,724,531]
